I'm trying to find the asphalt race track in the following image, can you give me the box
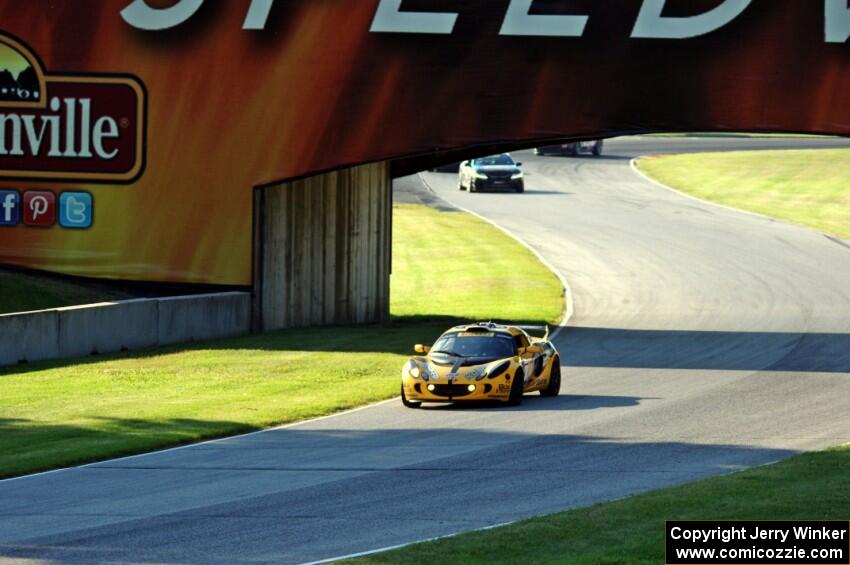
[3,137,850,564]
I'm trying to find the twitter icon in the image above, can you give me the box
[59,192,93,229]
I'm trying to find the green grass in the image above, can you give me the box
[392,204,563,324]
[638,149,850,241]
[349,445,850,564]
[0,203,564,478]
[0,268,132,314]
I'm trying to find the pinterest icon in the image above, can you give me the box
[23,191,56,227]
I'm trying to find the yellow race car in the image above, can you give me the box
[401,322,561,407]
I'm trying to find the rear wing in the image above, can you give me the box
[517,325,550,341]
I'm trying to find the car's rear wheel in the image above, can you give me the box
[401,383,421,408]
[540,359,561,397]
[507,369,524,406]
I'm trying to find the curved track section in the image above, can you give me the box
[2,138,850,564]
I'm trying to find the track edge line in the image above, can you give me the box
[416,173,574,340]
[0,397,399,484]
[630,157,786,223]
[299,520,518,565]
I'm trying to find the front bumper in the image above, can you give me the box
[471,178,523,191]
[402,374,513,402]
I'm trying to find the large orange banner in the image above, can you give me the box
[1,1,849,285]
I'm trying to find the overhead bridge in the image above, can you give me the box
[1,2,850,331]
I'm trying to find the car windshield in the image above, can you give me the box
[431,331,516,359]
[474,154,514,167]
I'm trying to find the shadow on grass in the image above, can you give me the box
[0,316,554,377]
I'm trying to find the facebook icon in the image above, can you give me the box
[0,190,20,227]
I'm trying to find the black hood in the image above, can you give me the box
[430,352,510,367]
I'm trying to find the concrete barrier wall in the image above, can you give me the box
[158,293,251,346]
[1,292,251,367]
[0,309,59,366]
[58,300,160,359]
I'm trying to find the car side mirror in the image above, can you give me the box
[414,344,430,354]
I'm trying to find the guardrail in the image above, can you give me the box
[0,292,251,367]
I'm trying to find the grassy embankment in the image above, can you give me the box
[0,203,563,478]
[349,445,850,564]
[638,149,850,241]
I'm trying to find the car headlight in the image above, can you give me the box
[486,360,511,379]
[403,361,422,379]
[474,172,488,180]
[511,172,524,180]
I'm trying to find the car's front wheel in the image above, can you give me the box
[401,383,421,408]
[540,360,561,397]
